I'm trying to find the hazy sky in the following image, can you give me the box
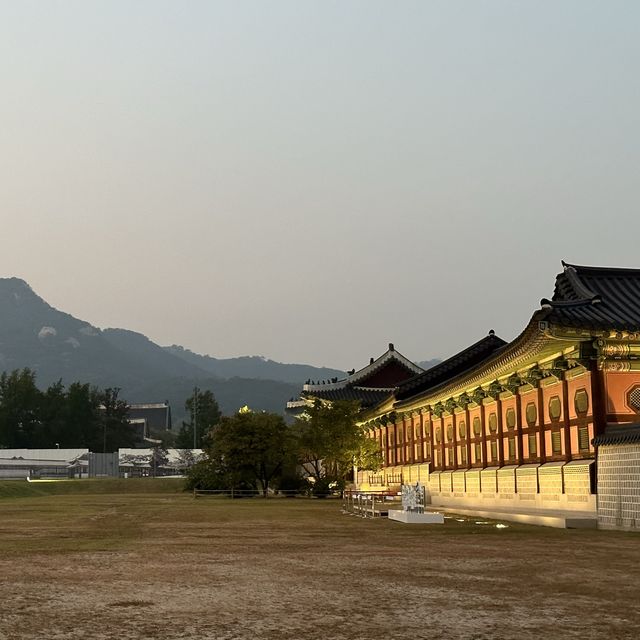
[1,1,639,370]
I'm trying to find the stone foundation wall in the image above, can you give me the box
[358,461,596,516]
[597,444,640,531]
[356,460,598,520]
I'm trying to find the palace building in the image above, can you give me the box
[295,262,640,531]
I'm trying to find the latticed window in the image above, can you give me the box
[549,396,562,421]
[488,413,498,434]
[475,443,482,462]
[578,425,590,450]
[473,416,481,436]
[508,437,516,459]
[458,420,466,439]
[526,402,537,427]
[447,425,453,441]
[574,389,589,415]
[629,387,640,411]
[436,427,442,444]
[528,433,537,456]
[491,440,498,462]
[460,447,467,465]
[552,431,562,454]
[506,408,516,430]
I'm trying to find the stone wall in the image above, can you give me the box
[597,444,640,531]
[356,461,597,519]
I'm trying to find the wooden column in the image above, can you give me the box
[450,408,458,470]
[480,399,488,468]
[590,359,608,438]
[515,390,524,465]
[537,384,547,464]
[496,395,505,467]
[465,404,472,470]
[562,375,573,462]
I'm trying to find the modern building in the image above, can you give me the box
[0,449,88,479]
[127,402,172,444]
[297,262,640,531]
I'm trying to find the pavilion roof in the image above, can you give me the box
[301,343,422,408]
[542,262,640,331]
[302,343,422,393]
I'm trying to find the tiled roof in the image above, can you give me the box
[542,262,640,331]
[593,424,640,446]
[301,386,393,408]
[302,344,422,393]
[394,332,508,401]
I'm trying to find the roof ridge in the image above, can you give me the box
[396,332,508,398]
[303,344,422,392]
[562,264,600,301]
[563,261,640,275]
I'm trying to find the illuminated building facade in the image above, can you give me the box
[298,263,640,530]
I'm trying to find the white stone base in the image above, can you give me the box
[388,509,444,524]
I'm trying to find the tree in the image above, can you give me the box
[294,400,382,490]
[176,388,221,448]
[207,410,294,496]
[149,445,169,477]
[0,369,42,448]
[99,387,135,452]
[63,382,102,448]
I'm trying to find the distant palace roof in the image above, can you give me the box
[542,262,640,331]
[297,261,640,416]
[301,343,423,408]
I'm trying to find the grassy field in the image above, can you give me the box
[0,480,639,640]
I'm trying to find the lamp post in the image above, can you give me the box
[193,386,199,450]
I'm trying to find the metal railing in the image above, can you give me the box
[342,489,400,518]
[193,488,314,499]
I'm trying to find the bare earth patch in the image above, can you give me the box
[0,492,639,639]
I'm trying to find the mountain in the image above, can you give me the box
[0,278,440,423]
[164,345,344,385]
[0,278,164,391]
[0,278,337,419]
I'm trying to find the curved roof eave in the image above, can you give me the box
[361,311,552,419]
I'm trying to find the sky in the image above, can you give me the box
[1,1,639,371]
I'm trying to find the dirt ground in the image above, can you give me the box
[0,489,639,640]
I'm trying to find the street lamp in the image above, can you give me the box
[193,386,199,450]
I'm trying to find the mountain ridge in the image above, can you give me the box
[0,277,440,419]
[0,278,344,418]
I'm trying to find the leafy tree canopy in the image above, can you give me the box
[0,369,135,451]
[205,409,294,496]
[294,400,382,485]
[176,388,221,448]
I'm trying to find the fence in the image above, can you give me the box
[88,452,119,478]
[342,490,401,518]
[193,489,316,499]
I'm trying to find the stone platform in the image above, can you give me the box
[388,509,444,524]
[429,506,597,529]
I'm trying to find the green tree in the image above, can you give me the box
[99,387,135,452]
[207,410,294,496]
[0,369,42,448]
[294,400,382,489]
[37,380,66,447]
[65,382,102,448]
[176,388,221,448]
[149,445,169,477]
